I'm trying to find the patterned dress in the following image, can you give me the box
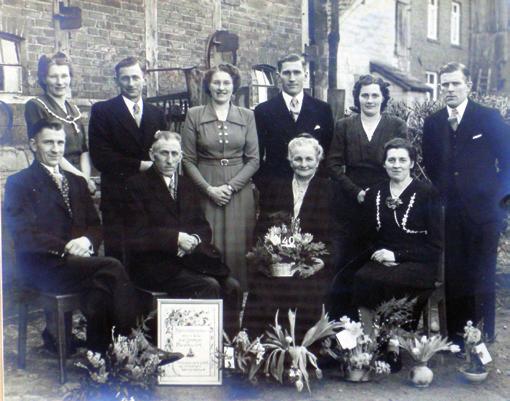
[25,94,87,169]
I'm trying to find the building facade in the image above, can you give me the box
[336,0,471,108]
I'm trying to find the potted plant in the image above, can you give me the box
[246,218,328,278]
[459,320,491,382]
[398,334,460,387]
[372,297,417,373]
[262,307,341,392]
[64,314,183,401]
[322,316,391,382]
[220,329,266,383]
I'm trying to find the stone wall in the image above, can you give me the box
[336,0,398,108]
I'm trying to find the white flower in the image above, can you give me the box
[301,233,314,245]
[420,336,428,344]
[450,344,461,353]
[412,347,420,356]
[265,231,281,246]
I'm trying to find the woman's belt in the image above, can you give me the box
[199,157,243,166]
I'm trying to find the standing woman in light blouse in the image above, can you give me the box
[25,52,95,192]
[182,64,259,290]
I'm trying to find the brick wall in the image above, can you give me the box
[409,0,471,85]
[0,0,302,145]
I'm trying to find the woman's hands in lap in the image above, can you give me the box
[371,248,398,267]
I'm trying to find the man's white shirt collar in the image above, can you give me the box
[282,90,304,113]
[122,96,143,118]
[40,162,60,175]
[447,98,468,122]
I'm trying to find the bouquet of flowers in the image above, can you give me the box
[398,334,460,364]
[65,314,183,401]
[262,307,341,392]
[246,218,328,277]
[221,329,266,383]
[322,316,391,380]
[463,320,490,374]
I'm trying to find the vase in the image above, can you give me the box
[409,363,433,387]
[344,368,372,382]
[459,366,489,383]
[271,262,295,277]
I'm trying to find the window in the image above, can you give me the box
[425,71,438,100]
[395,0,411,57]
[251,65,277,106]
[451,2,461,45]
[0,34,22,93]
[427,0,439,40]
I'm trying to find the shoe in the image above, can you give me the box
[42,329,85,355]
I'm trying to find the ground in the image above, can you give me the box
[3,225,510,400]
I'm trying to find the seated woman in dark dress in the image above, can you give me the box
[330,138,441,325]
[245,134,336,338]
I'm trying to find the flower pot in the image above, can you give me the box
[271,262,295,277]
[409,363,433,387]
[344,368,372,382]
[459,366,489,383]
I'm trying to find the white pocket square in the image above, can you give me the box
[472,134,483,139]
[314,125,321,130]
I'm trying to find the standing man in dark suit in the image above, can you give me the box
[4,119,140,352]
[126,131,241,335]
[89,57,167,262]
[254,53,334,191]
[422,62,510,344]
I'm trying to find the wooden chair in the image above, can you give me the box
[135,287,168,344]
[17,287,82,384]
[135,287,168,315]
[422,205,448,337]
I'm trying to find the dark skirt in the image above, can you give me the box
[244,268,332,341]
[352,260,436,309]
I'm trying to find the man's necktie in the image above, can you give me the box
[168,175,176,200]
[133,103,142,127]
[48,168,73,216]
[289,97,300,122]
[448,108,459,131]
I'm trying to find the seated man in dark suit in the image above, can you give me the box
[3,119,141,352]
[125,130,241,335]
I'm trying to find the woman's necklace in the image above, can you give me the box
[389,178,412,199]
[35,97,82,134]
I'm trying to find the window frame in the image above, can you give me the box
[425,71,438,100]
[0,32,23,93]
[450,1,461,46]
[427,0,439,41]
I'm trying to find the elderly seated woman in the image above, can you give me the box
[244,134,337,338]
[329,138,442,327]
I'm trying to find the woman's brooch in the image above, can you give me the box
[385,196,403,210]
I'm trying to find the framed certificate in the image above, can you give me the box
[157,299,223,385]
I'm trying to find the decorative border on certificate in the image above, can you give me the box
[158,299,223,385]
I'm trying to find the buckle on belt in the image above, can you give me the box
[220,159,229,166]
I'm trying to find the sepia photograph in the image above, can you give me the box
[0,0,509,400]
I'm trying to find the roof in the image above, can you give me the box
[370,61,432,93]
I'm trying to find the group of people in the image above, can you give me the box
[4,51,509,354]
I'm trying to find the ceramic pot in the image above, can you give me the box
[344,368,372,382]
[409,363,433,387]
[271,262,295,277]
[459,366,489,383]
